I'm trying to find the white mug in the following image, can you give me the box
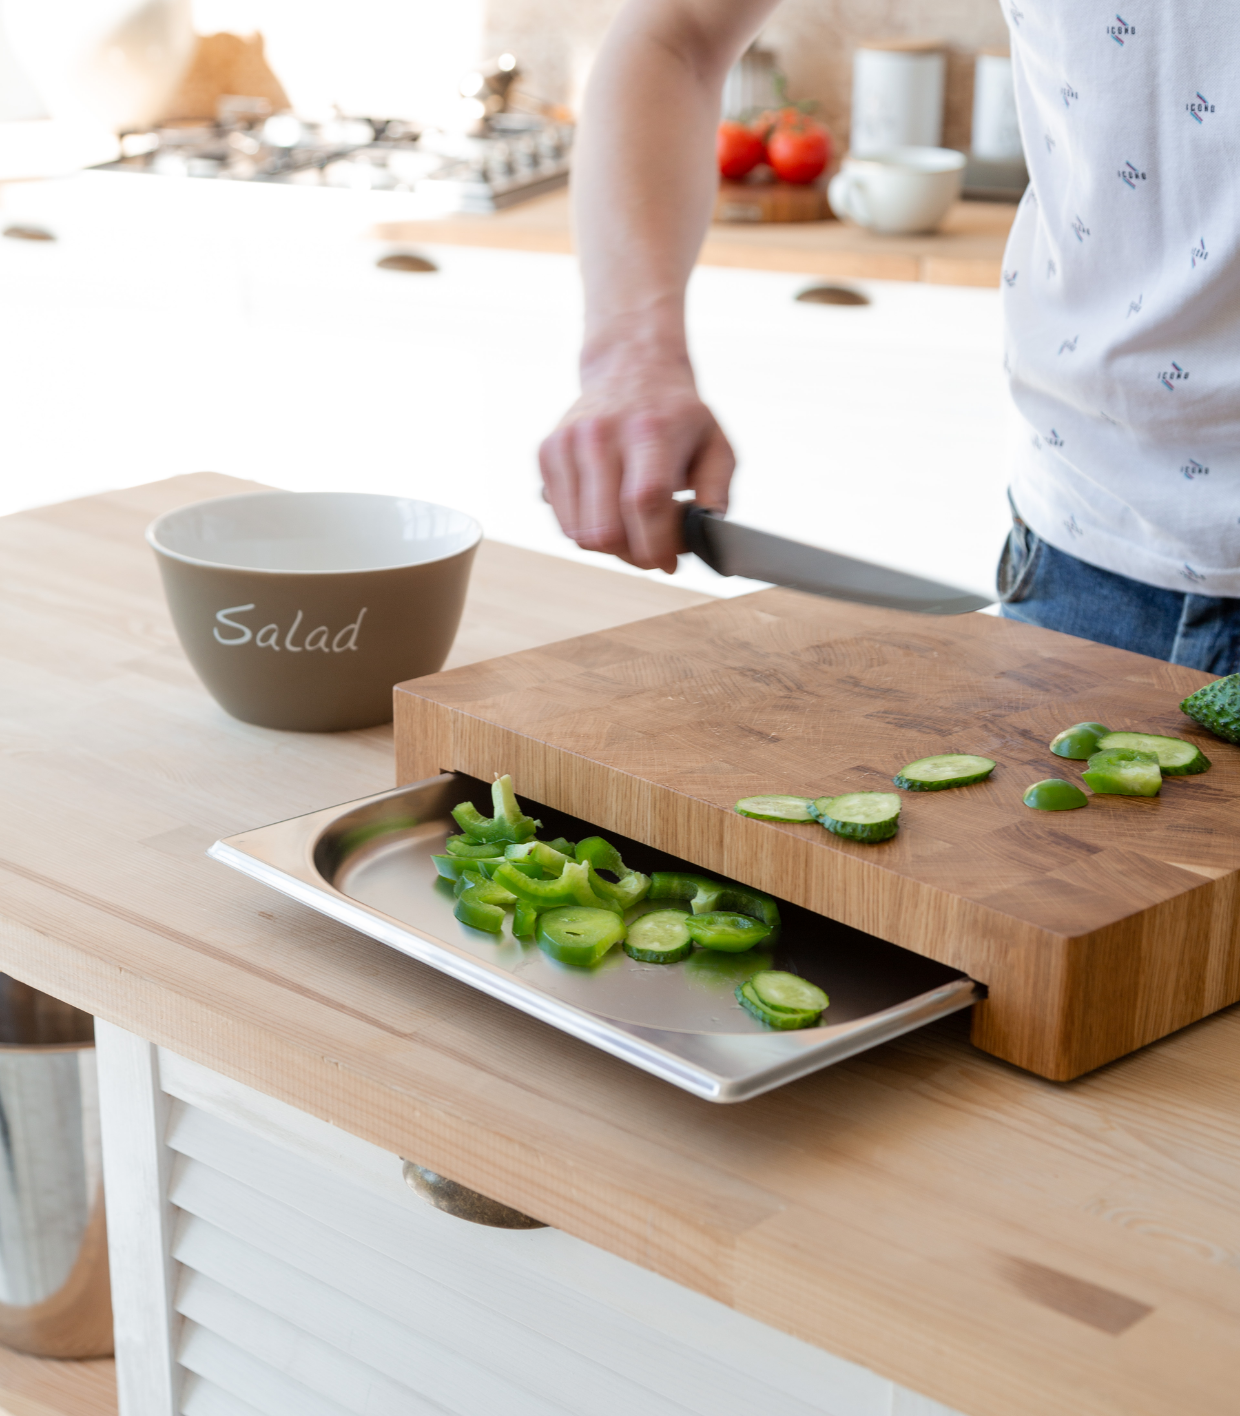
[828,146,965,235]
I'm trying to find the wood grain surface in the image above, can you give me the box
[3,476,1240,1416]
[370,190,1016,287]
[395,591,1238,1080]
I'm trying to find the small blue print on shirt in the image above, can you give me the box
[1181,460,1209,480]
[1187,94,1214,124]
[1127,295,1143,317]
[1058,337,1078,354]
[1192,237,1208,268]
[1181,565,1207,585]
[1061,83,1079,108]
[1046,429,1064,447]
[1071,216,1090,241]
[1064,516,1084,538]
[1003,269,1018,286]
[1159,363,1189,389]
[1107,15,1135,45]
[1119,162,1147,188]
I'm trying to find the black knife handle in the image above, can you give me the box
[682,502,729,575]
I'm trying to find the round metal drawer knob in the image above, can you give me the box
[401,1161,547,1229]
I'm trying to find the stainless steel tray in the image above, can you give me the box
[209,773,982,1102]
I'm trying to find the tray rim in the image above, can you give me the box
[208,773,982,1102]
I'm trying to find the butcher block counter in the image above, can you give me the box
[371,189,1017,287]
[3,473,1240,1416]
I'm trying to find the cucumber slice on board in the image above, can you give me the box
[1023,778,1088,811]
[536,906,626,967]
[623,910,692,964]
[893,754,996,791]
[736,980,820,1030]
[734,795,815,823]
[811,792,901,843]
[1049,722,1110,759]
[1095,731,1210,776]
[750,971,829,1014]
[1081,748,1162,797]
[684,911,772,953]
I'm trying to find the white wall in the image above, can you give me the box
[191,0,486,124]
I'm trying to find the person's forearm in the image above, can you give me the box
[573,0,779,379]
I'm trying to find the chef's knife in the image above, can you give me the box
[682,504,993,616]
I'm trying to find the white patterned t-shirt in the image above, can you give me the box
[1002,3,1240,594]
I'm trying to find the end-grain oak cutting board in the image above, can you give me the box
[395,589,1240,1080]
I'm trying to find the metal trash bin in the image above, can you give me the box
[0,976,112,1357]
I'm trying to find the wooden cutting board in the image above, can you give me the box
[394,589,1240,1080]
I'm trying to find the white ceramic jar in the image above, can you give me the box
[850,40,946,157]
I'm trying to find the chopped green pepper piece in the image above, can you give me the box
[545,837,576,857]
[574,837,651,911]
[1049,722,1111,760]
[445,835,509,860]
[649,872,726,914]
[452,870,516,933]
[536,906,626,966]
[684,911,772,953]
[491,859,620,914]
[505,840,574,875]
[451,775,541,845]
[648,872,780,937]
[1022,778,1089,811]
[432,853,478,881]
[513,901,538,938]
[1081,747,1162,797]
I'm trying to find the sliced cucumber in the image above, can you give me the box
[623,910,692,964]
[536,906,625,967]
[750,971,828,1015]
[811,792,901,843]
[1095,731,1210,776]
[684,911,772,953]
[1049,722,1110,760]
[734,795,815,823]
[736,980,820,1030]
[893,754,996,791]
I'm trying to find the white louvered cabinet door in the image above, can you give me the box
[95,1023,962,1416]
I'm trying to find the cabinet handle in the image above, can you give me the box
[401,1161,547,1229]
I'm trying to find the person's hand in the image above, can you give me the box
[539,353,735,574]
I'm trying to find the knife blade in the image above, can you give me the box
[682,505,993,616]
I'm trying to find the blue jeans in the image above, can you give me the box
[997,504,1240,674]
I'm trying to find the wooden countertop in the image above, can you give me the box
[372,190,1016,287]
[4,474,1239,1416]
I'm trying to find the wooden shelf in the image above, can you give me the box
[371,189,1016,287]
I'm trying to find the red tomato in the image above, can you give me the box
[766,118,831,184]
[717,121,765,180]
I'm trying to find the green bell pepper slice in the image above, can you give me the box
[451,775,541,845]
[513,901,538,938]
[574,837,650,911]
[444,835,509,860]
[684,911,772,953]
[649,872,780,934]
[505,840,574,875]
[1081,747,1162,797]
[491,859,619,914]
[536,906,626,967]
[452,870,517,933]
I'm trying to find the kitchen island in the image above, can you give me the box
[2,474,1238,1416]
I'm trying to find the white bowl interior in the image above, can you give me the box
[851,146,967,173]
[149,492,481,573]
